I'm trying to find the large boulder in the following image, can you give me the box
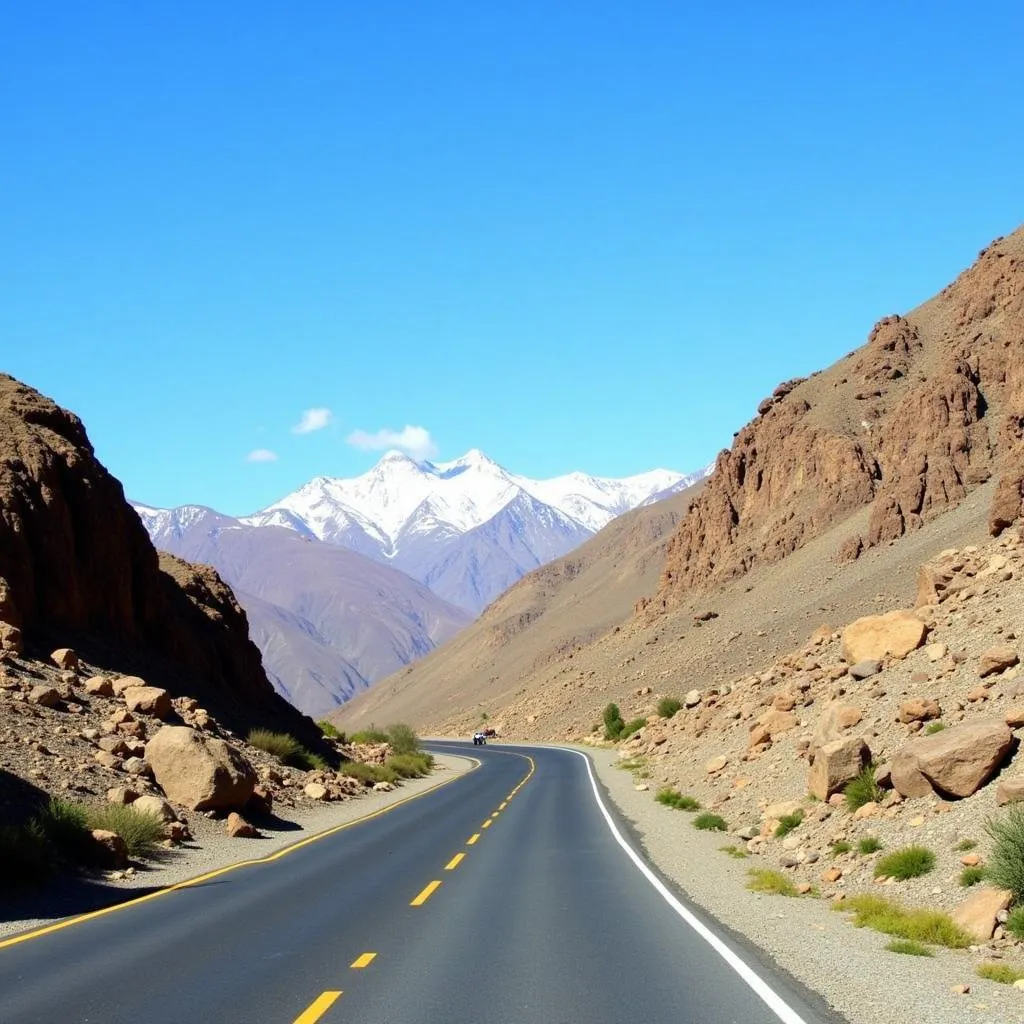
[122,685,172,719]
[891,719,1014,799]
[951,887,1013,942]
[145,725,255,811]
[808,736,870,800]
[842,611,927,664]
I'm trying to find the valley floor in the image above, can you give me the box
[0,753,472,942]
[586,745,1024,1024]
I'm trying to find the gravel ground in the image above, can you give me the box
[0,753,472,942]
[586,745,1024,1024]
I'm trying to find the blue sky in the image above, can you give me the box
[2,2,1022,515]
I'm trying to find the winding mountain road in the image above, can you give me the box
[1,744,843,1023]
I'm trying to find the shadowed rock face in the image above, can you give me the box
[0,374,318,744]
[650,227,1024,611]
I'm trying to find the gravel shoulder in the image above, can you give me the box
[0,753,473,942]
[584,745,1022,1024]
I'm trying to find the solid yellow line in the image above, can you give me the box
[445,853,465,871]
[0,756,482,953]
[293,990,342,1024]
[351,952,377,969]
[482,819,492,829]
[467,833,480,845]
[410,880,442,906]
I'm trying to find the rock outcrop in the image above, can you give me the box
[650,228,1024,609]
[0,375,320,745]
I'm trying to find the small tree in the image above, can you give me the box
[603,703,625,740]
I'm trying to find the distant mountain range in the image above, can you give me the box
[134,451,711,715]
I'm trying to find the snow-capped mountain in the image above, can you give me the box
[241,450,709,612]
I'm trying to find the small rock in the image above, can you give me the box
[961,854,981,867]
[705,755,728,774]
[90,829,128,868]
[925,643,949,663]
[132,794,177,822]
[51,648,79,671]
[684,689,702,708]
[28,685,61,707]
[106,786,138,805]
[304,782,329,801]
[980,645,1020,678]
[226,812,260,838]
[952,887,1013,941]
[122,686,173,719]
[84,676,114,696]
[950,984,970,995]
[849,660,883,681]
[821,868,842,883]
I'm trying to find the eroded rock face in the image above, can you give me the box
[649,230,1024,610]
[145,726,256,811]
[891,719,1014,798]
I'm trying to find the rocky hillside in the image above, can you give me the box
[0,374,317,746]
[651,227,1024,609]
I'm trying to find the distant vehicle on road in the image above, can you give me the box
[472,731,487,745]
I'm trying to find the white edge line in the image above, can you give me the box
[565,747,813,1024]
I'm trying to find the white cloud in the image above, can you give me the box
[346,425,438,460]
[292,407,334,435]
[246,448,279,463]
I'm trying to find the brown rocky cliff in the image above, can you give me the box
[651,227,1024,611]
[0,374,319,744]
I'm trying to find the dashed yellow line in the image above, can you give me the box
[467,833,481,845]
[482,819,493,829]
[293,990,342,1023]
[499,801,508,810]
[410,880,442,906]
[445,853,465,871]
[351,952,376,969]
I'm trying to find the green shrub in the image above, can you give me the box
[885,939,933,957]
[835,894,970,948]
[719,844,749,859]
[386,753,434,778]
[924,721,946,735]
[385,723,421,756]
[831,841,851,857]
[955,838,978,852]
[657,697,683,719]
[338,761,398,786]
[874,845,936,881]
[620,717,647,739]
[86,804,165,859]
[977,963,1024,985]
[34,798,92,863]
[247,729,324,771]
[985,807,1024,902]
[655,788,701,811]
[844,765,882,812]
[857,836,883,855]
[775,810,804,838]
[693,813,728,832]
[960,865,986,887]
[1005,905,1024,941]
[350,728,390,744]
[318,720,344,741]
[602,703,625,741]
[747,869,798,896]
[0,823,53,887]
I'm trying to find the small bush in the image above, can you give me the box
[960,865,986,887]
[977,962,1024,985]
[985,807,1024,902]
[836,894,970,948]
[1005,905,1024,941]
[719,845,749,859]
[34,798,92,863]
[86,805,165,859]
[318,720,344,741]
[831,841,851,857]
[924,721,946,735]
[350,728,390,745]
[0,823,53,887]
[620,717,647,740]
[656,788,701,811]
[885,939,933,957]
[657,697,683,719]
[775,810,804,838]
[747,869,798,896]
[386,723,421,756]
[874,845,936,881]
[339,761,398,786]
[857,836,883,855]
[955,838,978,852]
[693,813,728,832]
[247,729,324,771]
[844,764,882,812]
[602,703,625,741]
[386,753,433,778]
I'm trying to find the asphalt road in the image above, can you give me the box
[0,743,843,1023]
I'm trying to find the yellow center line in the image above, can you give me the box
[499,801,508,810]
[445,852,465,871]
[293,990,342,1024]
[467,833,480,845]
[410,880,442,906]
[482,819,492,829]
[351,952,377,969]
